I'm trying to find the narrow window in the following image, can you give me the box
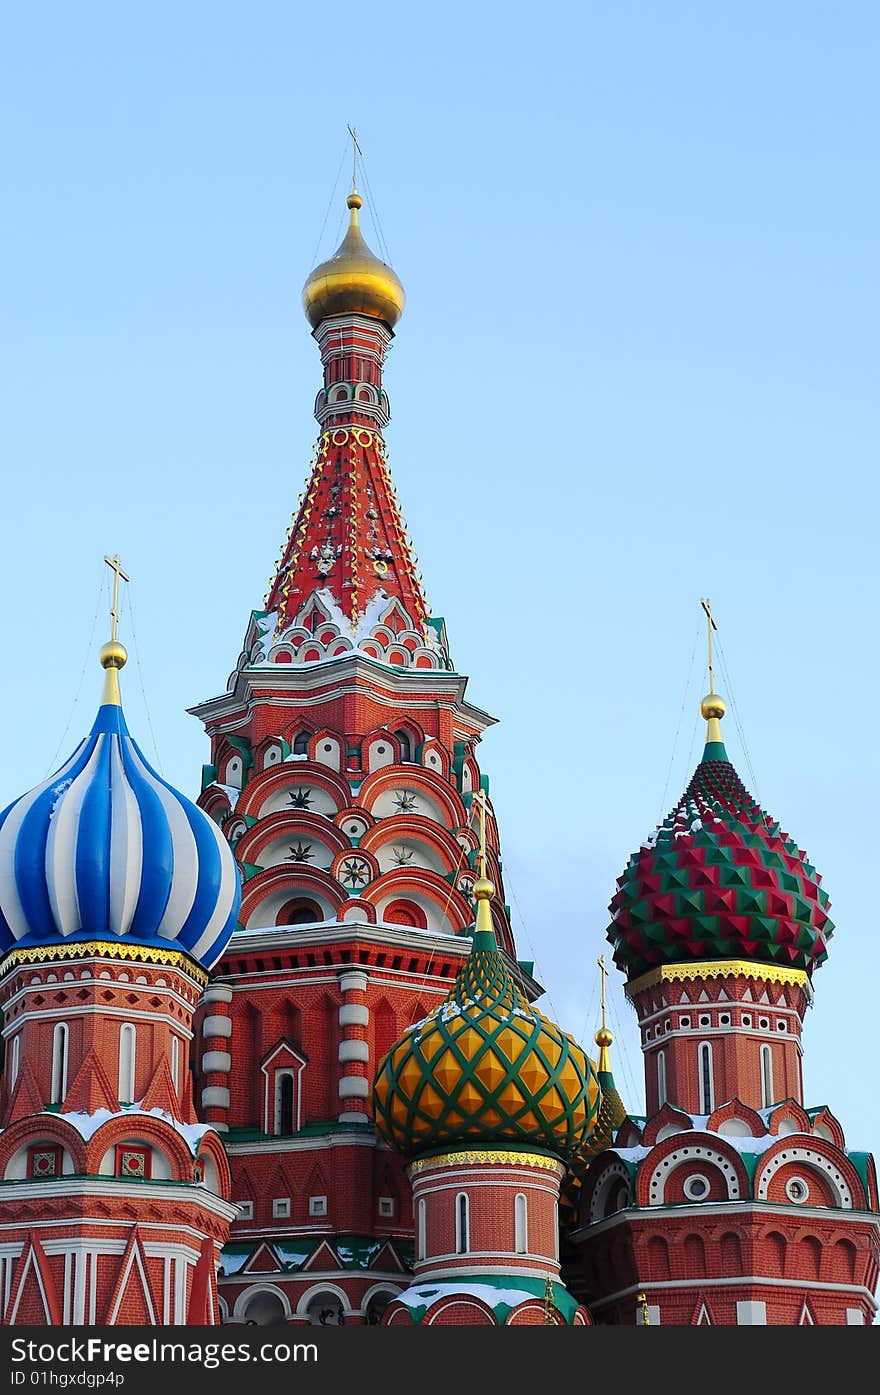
[760,1044,774,1109]
[698,1042,714,1114]
[51,1023,69,1104]
[657,1049,667,1107]
[10,1034,20,1088]
[455,1192,469,1254]
[118,1024,136,1104]
[293,731,311,755]
[394,730,412,762]
[170,1036,179,1093]
[417,1198,427,1261]
[276,1072,295,1135]
[514,1193,528,1254]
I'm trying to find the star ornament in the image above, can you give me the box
[392,790,417,812]
[287,842,314,863]
[340,857,371,888]
[288,788,313,809]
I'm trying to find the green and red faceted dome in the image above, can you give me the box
[607,693,833,982]
[373,879,600,1160]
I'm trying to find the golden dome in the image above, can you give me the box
[700,691,726,721]
[302,191,405,330]
[99,640,127,671]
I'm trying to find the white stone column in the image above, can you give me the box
[337,970,369,1123]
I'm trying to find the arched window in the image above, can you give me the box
[657,1049,667,1107]
[698,1042,714,1114]
[276,898,322,927]
[10,1033,20,1088]
[394,729,412,762]
[118,1024,136,1104]
[417,1198,427,1261]
[292,731,311,755]
[276,1072,295,1135]
[760,1044,774,1108]
[514,1193,528,1254]
[383,899,428,930]
[51,1023,69,1105]
[455,1193,469,1255]
[170,1035,179,1093]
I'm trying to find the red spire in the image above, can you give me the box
[266,425,429,634]
[258,197,445,666]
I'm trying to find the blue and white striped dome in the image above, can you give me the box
[0,692,241,971]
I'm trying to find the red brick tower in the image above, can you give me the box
[190,182,531,1326]
[568,608,880,1324]
[0,593,240,1324]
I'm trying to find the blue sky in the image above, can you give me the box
[1,4,878,1149]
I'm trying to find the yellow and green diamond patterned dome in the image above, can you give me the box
[373,879,601,1160]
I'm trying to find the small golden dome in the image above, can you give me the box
[302,191,405,330]
[700,691,726,721]
[473,875,495,902]
[595,1026,613,1050]
[99,640,128,671]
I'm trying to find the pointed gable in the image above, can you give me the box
[6,1059,44,1123]
[104,1229,158,1324]
[242,1243,281,1275]
[300,1240,339,1272]
[140,1055,183,1116]
[63,1049,118,1115]
[6,1237,62,1324]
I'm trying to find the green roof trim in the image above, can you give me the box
[400,1274,578,1325]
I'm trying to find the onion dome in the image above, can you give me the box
[607,689,833,981]
[302,190,405,330]
[373,876,600,1160]
[561,1023,628,1224]
[0,636,241,972]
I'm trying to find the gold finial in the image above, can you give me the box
[471,789,495,934]
[595,954,614,1070]
[699,598,726,742]
[99,553,130,706]
[636,1291,650,1325]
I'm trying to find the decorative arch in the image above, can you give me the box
[0,1116,88,1178]
[708,1099,765,1138]
[86,1115,195,1181]
[235,762,350,822]
[362,1283,402,1326]
[294,1281,351,1320]
[235,809,349,869]
[755,1142,861,1209]
[364,866,473,934]
[233,1283,291,1325]
[239,863,346,928]
[642,1103,693,1146]
[357,765,467,831]
[638,1135,747,1207]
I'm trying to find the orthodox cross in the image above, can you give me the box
[700,596,718,693]
[597,953,609,1034]
[104,553,130,643]
[347,124,362,191]
[472,788,488,880]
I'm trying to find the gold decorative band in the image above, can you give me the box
[625,958,809,997]
[408,1149,565,1178]
[0,940,208,985]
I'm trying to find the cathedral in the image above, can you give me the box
[0,175,877,1328]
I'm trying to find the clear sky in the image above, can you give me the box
[2,3,878,1150]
